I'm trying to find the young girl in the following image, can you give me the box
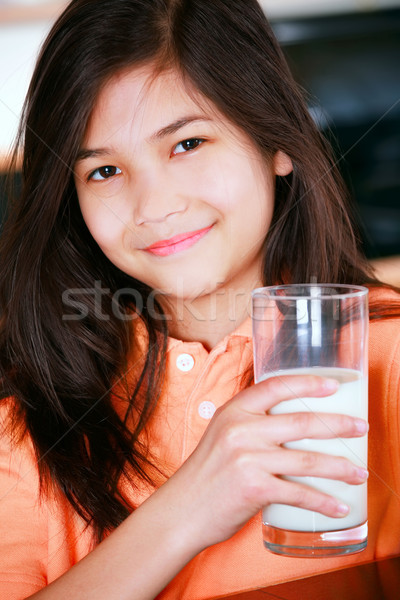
[0,1,399,598]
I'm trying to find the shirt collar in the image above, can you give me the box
[166,316,252,355]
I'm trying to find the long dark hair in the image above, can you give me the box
[0,0,396,540]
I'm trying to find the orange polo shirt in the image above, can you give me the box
[0,293,400,599]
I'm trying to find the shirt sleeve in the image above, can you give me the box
[0,404,48,599]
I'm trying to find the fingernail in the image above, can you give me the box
[354,419,369,434]
[336,503,350,516]
[323,378,339,392]
[356,468,369,480]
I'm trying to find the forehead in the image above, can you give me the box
[83,65,214,143]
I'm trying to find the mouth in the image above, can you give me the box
[143,225,214,257]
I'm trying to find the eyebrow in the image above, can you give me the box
[76,115,211,162]
[75,148,112,162]
[150,116,211,141]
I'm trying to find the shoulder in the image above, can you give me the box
[369,316,400,397]
[369,286,400,368]
[0,399,92,595]
[368,288,400,426]
[0,397,40,495]
[0,399,49,592]
[368,284,400,315]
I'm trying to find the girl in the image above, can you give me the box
[0,0,399,598]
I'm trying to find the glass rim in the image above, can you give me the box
[252,283,369,301]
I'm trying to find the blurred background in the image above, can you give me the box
[0,0,399,281]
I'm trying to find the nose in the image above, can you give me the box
[133,168,188,226]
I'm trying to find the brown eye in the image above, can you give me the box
[173,138,204,155]
[89,166,122,181]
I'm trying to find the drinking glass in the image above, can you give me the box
[252,284,369,557]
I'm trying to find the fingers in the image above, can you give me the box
[237,374,340,413]
[265,411,369,445]
[254,449,369,485]
[264,477,352,518]
[199,375,369,529]
[219,411,368,455]
[232,375,368,442]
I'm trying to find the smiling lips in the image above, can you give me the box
[144,225,213,257]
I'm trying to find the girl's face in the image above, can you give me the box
[74,65,292,303]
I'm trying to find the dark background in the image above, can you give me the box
[272,7,400,259]
[1,7,399,260]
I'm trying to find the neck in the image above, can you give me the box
[162,277,261,351]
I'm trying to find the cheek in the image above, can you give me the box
[79,197,127,253]
[209,155,275,223]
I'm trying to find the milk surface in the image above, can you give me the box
[261,367,368,532]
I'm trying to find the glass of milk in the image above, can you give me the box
[252,284,368,557]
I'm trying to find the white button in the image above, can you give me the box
[198,401,216,420]
[176,353,195,372]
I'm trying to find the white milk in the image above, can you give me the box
[261,367,368,532]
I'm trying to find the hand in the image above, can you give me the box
[165,375,368,552]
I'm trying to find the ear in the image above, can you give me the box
[273,151,293,177]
